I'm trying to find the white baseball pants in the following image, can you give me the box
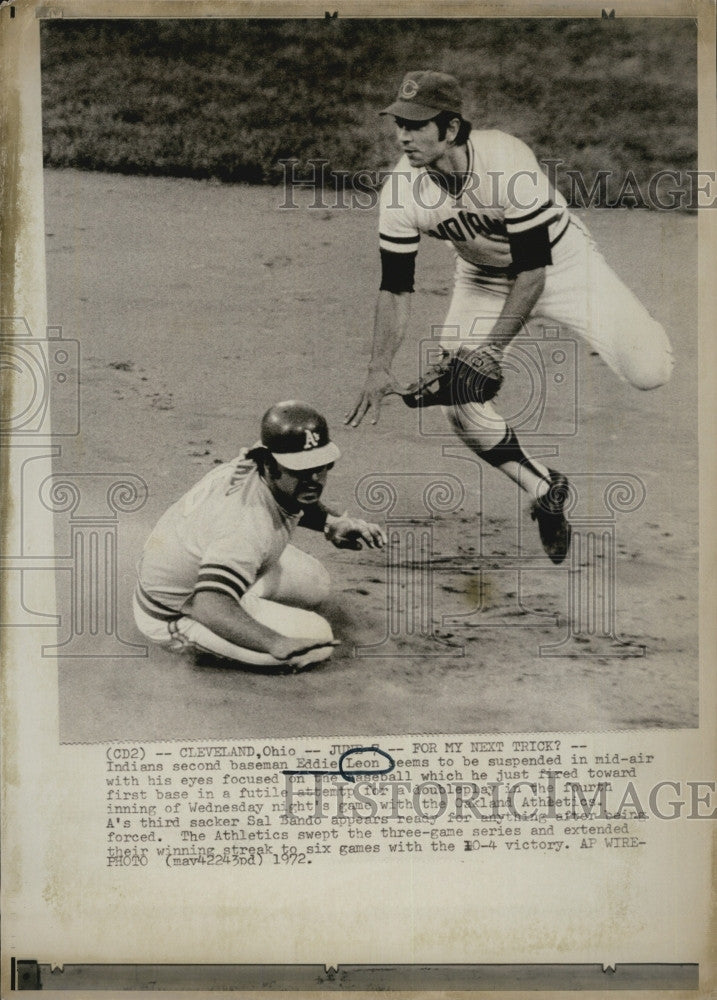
[442,219,673,384]
[439,220,674,450]
[133,544,334,668]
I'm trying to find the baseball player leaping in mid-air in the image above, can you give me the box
[134,401,386,670]
[346,71,673,564]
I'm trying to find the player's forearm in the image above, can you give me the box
[186,591,285,655]
[367,290,412,373]
[300,503,385,549]
[489,267,546,349]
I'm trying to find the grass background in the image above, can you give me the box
[40,18,697,198]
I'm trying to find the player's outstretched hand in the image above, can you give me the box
[270,635,341,670]
[325,512,387,550]
[344,369,396,427]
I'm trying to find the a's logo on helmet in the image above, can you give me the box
[400,79,420,100]
[304,429,321,450]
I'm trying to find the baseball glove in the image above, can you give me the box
[400,343,505,409]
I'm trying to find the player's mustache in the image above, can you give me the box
[299,481,323,495]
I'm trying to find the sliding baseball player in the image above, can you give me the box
[134,401,385,669]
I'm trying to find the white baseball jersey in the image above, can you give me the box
[379,129,571,285]
[377,127,672,388]
[135,452,302,621]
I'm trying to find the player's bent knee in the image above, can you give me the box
[254,547,331,607]
[303,560,331,606]
[298,608,334,644]
[628,350,674,391]
[318,565,331,603]
[621,322,674,390]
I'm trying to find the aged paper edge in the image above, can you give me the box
[1,0,715,996]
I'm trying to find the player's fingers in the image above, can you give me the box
[353,394,372,425]
[362,521,387,547]
[354,522,382,548]
[369,525,387,547]
[286,639,341,659]
[337,531,362,550]
[370,392,383,425]
[288,641,340,670]
[346,394,369,427]
[344,395,362,425]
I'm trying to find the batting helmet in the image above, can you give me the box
[260,400,341,470]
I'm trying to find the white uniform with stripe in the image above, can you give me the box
[379,129,672,391]
[133,452,333,665]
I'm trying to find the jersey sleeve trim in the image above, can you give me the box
[505,200,563,234]
[379,231,421,253]
[194,563,252,603]
[135,584,183,621]
[550,216,571,247]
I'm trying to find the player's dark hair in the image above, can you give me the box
[433,111,471,145]
[246,446,278,478]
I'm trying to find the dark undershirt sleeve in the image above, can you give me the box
[298,503,330,533]
[508,223,553,274]
[379,248,417,293]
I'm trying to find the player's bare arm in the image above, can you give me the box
[185,590,331,662]
[345,289,411,427]
[299,499,386,549]
[487,267,546,350]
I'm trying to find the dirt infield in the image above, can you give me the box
[43,168,698,742]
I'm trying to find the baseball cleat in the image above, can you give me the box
[531,469,572,564]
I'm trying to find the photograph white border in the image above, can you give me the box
[1,0,715,994]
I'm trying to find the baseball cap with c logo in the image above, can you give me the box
[380,70,463,121]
